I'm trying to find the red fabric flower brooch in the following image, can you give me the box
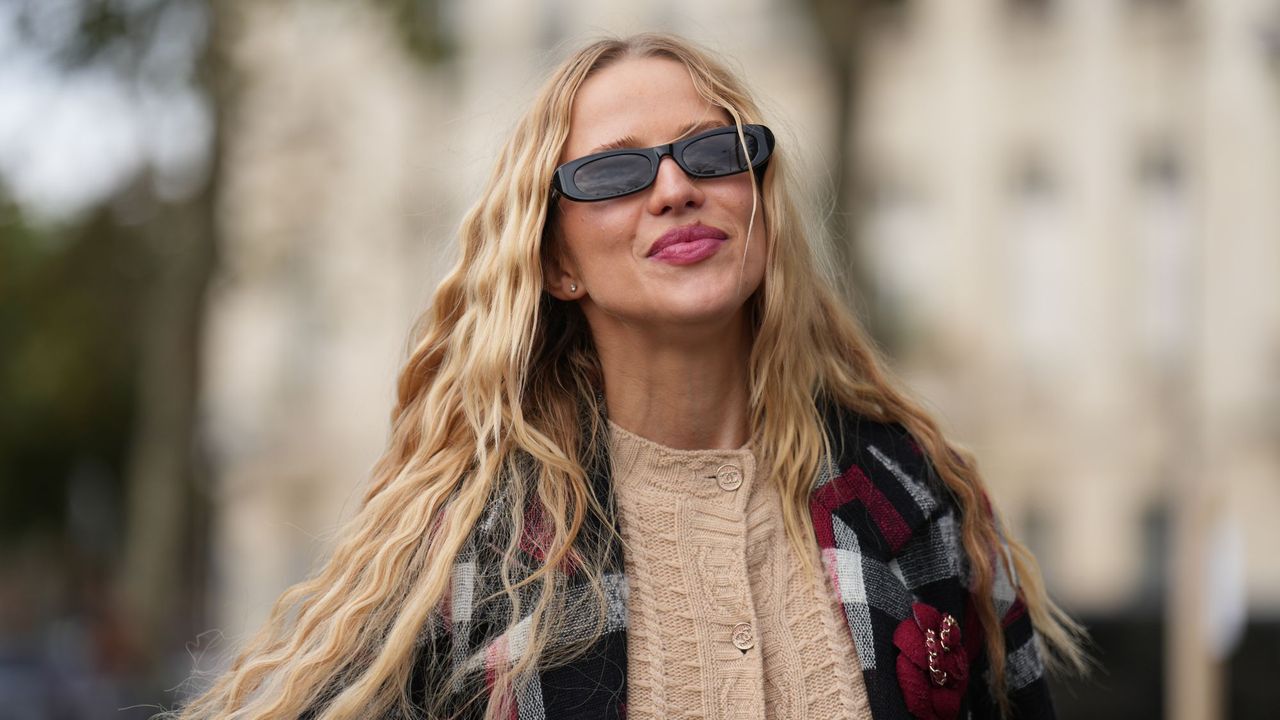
[894,602,969,720]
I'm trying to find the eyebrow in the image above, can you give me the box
[587,118,731,155]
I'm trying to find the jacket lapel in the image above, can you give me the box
[810,402,963,720]
[527,404,967,720]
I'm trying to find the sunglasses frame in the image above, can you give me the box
[551,123,775,202]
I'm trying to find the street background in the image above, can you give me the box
[1,1,1277,718]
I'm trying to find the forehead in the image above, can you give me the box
[562,56,732,160]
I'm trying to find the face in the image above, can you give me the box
[547,56,767,337]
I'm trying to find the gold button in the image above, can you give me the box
[731,622,755,651]
[715,463,743,491]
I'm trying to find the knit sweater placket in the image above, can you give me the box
[608,420,871,720]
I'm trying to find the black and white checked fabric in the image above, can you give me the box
[408,400,1056,719]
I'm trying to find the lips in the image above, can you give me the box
[646,223,728,257]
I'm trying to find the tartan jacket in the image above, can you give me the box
[410,399,1055,719]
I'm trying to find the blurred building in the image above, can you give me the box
[203,0,440,639]
[857,0,1279,619]
[854,1,1279,717]
[200,0,1279,716]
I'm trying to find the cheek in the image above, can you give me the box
[561,204,637,256]
[725,185,767,246]
[556,208,602,262]
[719,177,761,219]
[740,196,770,277]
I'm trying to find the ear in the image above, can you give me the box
[541,226,583,302]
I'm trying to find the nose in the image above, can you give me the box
[645,155,705,215]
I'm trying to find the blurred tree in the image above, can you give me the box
[111,0,225,680]
[0,172,166,720]
[803,0,882,334]
[0,201,141,543]
[0,0,223,701]
[377,0,457,63]
[117,169,219,671]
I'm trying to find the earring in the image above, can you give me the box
[569,283,577,293]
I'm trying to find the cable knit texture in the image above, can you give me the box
[608,419,873,720]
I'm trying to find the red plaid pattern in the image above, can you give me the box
[405,402,1055,719]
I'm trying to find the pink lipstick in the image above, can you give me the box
[646,224,728,265]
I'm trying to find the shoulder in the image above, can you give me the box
[815,400,1059,718]
[813,400,957,560]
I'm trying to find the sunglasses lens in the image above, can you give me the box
[572,153,653,199]
[681,131,758,176]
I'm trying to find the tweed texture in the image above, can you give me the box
[408,400,1055,719]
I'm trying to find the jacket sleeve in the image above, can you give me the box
[407,615,474,719]
[295,613,459,720]
[964,546,1057,719]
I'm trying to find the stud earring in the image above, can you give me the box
[569,283,577,293]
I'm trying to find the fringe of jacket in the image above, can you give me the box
[406,399,1055,720]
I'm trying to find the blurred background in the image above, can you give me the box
[1,0,1277,718]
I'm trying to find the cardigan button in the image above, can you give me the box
[731,622,755,651]
[714,463,743,491]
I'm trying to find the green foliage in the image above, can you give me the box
[0,200,147,543]
[14,0,171,72]
[377,0,457,64]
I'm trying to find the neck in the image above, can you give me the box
[589,310,753,450]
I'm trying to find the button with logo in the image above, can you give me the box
[712,463,743,491]
[731,622,755,651]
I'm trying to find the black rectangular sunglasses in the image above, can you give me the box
[551,123,775,202]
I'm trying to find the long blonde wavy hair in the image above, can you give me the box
[177,32,1083,720]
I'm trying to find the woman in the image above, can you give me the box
[179,33,1083,720]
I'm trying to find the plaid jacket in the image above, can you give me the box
[410,400,1055,719]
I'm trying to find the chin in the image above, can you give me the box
[657,295,751,327]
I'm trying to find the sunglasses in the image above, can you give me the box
[551,123,775,202]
